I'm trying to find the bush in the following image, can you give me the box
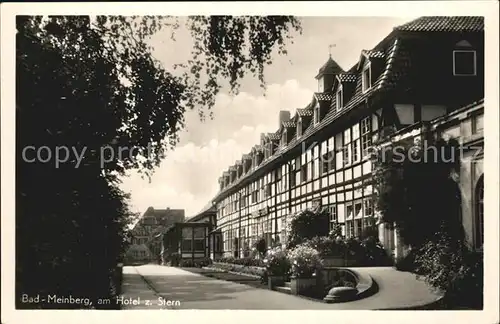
[253,237,267,257]
[394,249,420,272]
[170,252,181,266]
[302,235,391,266]
[263,246,290,276]
[415,234,483,308]
[286,209,330,249]
[287,245,323,278]
[179,259,194,267]
[198,257,212,267]
[359,236,392,266]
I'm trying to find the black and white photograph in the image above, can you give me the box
[1,2,499,323]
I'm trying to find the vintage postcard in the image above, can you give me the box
[1,2,499,324]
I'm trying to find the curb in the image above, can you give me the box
[202,266,262,279]
[375,295,446,310]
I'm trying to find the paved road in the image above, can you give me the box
[120,264,441,310]
[121,265,333,309]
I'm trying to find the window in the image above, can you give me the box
[322,153,331,174]
[290,172,297,187]
[475,175,484,249]
[318,76,324,92]
[194,227,205,251]
[329,205,337,222]
[281,130,287,146]
[343,146,350,165]
[355,219,363,237]
[264,184,271,198]
[352,140,360,163]
[362,65,371,92]
[314,106,320,124]
[364,199,373,216]
[473,113,484,134]
[276,168,282,181]
[181,227,193,251]
[336,86,343,112]
[453,50,476,76]
[297,119,302,137]
[361,117,372,156]
[301,164,308,183]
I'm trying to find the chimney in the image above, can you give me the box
[279,110,291,128]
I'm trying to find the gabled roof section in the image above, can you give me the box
[363,50,385,59]
[314,92,333,102]
[268,132,281,141]
[242,153,252,160]
[252,144,263,153]
[394,16,484,33]
[315,56,344,79]
[336,73,357,83]
[357,50,386,70]
[283,121,296,128]
[296,107,314,117]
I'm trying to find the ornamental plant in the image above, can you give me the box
[285,209,330,249]
[263,246,291,276]
[287,245,323,279]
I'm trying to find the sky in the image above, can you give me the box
[119,16,418,218]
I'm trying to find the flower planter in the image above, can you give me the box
[290,277,317,295]
[267,275,286,289]
[323,286,359,303]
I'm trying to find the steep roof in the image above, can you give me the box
[394,16,484,33]
[315,56,344,78]
[336,73,357,83]
[314,92,334,101]
[267,132,281,141]
[297,108,314,117]
[214,16,484,200]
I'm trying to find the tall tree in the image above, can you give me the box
[16,15,301,309]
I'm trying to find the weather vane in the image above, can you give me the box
[328,44,336,57]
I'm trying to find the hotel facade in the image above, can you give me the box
[211,16,484,259]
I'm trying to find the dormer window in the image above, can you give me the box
[297,118,303,137]
[362,64,371,93]
[281,130,287,146]
[336,86,343,112]
[453,50,476,76]
[314,105,320,125]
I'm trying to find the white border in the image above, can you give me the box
[2,2,499,324]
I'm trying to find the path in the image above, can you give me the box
[120,265,441,310]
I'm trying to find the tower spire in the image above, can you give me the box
[328,44,336,58]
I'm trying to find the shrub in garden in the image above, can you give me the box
[328,222,343,239]
[286,209,330,249]
[263,246,291,276]
[287,245,323,278]
[360,236,392,265]
[170,252,181,266]
[415,231,483,308]
[394,249,420,272]
[302,235,390,266]
[253,237,267,257]
[179,259,194,267]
